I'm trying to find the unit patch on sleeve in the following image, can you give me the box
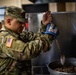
[6,38,13,47]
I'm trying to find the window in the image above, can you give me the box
[0,7,5,21]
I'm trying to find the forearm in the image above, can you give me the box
[20,21,47,42]
[2,34,53,60]
[23,34,54,59]
[38,21,47,34]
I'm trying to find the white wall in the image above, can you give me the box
[0,0,18,7]
[21,0,33,4]
[0,0,33,8]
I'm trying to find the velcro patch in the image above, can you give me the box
[6,38,13,47]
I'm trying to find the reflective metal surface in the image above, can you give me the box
[52,12,76,58]
[27,12,76,74]
[47,58,76,75]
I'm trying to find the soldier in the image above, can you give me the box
[0,6,59,75]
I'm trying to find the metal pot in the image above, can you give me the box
[47,58,76,75]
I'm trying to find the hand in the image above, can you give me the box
[44,23,59,37]
[42,11,52,26]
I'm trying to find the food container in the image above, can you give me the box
[47,58,76,75]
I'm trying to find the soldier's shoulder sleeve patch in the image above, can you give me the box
[6,38,13,48]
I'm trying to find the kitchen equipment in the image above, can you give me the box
[47,58,76,75]
[56,39,65,65]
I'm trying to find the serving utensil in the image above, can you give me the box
[56,39,65,65]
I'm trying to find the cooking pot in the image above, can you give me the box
[47,58,76,75]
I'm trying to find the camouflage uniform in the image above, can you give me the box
[0,6,54,75]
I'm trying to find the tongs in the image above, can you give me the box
[56,39,65,65]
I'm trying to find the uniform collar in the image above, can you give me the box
[5,26,19,39]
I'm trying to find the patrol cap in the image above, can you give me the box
[4,6,26,23]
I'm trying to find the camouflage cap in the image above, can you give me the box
[5,6,26,23]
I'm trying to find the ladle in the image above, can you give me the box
[56,39,65,65]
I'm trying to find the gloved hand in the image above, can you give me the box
[44,23,59,37]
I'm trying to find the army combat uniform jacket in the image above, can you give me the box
[0,24,54,75]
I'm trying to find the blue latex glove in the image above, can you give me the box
[44,23,59,37]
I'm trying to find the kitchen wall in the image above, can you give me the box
[66,2,76,11]
[0,0,76,12]
[0,0,33,7]
[0,0,19,7]
[49,2,76,12]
